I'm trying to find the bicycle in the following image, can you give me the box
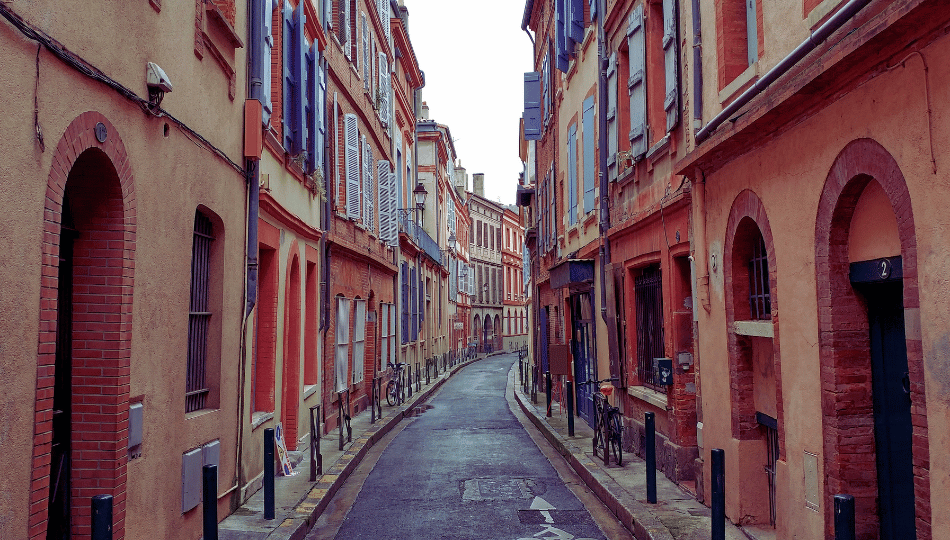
[386,362,405,406]
[581,378,623,466]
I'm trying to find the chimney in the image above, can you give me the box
[473,173,485,198]
[456,161,468,192]
[421,101,430,120]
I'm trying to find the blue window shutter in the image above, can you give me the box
[261,0,275,126]
[582,96,596,214]
[344,114,361,218]
[292,4,307,156]
[306,46,317,173]
[401,263,408,343]
[555,0,569,72]
[569,0,584,44]
[746,0,758,66]
[663,0,680,132]
[607,53,618,180]
[542,53,550,123]
[282,2,295,150]
[410,267,418,341]
[523,72,541,141]
[568,124,577,225]
[419,274,424,323]
[627,4,647,158]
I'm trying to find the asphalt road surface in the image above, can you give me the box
[307,353,629,540]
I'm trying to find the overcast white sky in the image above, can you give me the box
[403,0,532,206]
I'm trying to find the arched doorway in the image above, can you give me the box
[473,314,482,354]
[33,113,136,540]
[282,248,301,450]
[815,139,928,540]
[494,314,502,351]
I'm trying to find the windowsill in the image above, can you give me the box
[185,407,219,421]
[719,62,759,106]
[251,411,274,430]
[646,134,671,162]
[734,320,773,337]
[628,385,668,410]
[303,384,318,400]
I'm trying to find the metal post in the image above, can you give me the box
[566,380,575,437]
[91,494,112,540]
[406,363,413,398]
[645,412,657,503]
[834,494,855,540]
[264,428,275,520]
[545,372,552,417]
[310,405,323,480]
[711,448,725,540]
[202,464,218,540]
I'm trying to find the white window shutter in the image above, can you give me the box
[663,0,680,132]
[379,53,390,125]
[628,5,647,158]
[361,13,369,88]
[378,160,394,245]
[341,0,350,59]
[362,135,374,230]
[344,114,360,219]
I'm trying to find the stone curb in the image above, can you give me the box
[264,354,492,540]
[510,368,675,540]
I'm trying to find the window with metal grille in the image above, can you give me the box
[635,266,666,393]
[186,211,213,413]
[748,233,771,320]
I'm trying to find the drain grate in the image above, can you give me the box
[461,478,533,502]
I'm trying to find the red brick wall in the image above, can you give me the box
[32,112,135,540]
[815,138,930,540]
[282,247,302,450]
[255,221,280,413]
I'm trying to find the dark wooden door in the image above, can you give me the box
[570,293,595,426]
[867,282,916,540]
[48,207,77,540]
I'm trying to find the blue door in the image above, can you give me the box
[867,282,916,539]
[571,292,595,426]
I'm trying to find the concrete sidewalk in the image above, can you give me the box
[213,353,489,540]
[510,364,750,540]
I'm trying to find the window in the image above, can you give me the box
[186,211,213,413]
[255,244,279,412]
[352,299,366,383]
[582,96,596,214]
[335,296,351,392]
[716,0,763,90]
[362,135,375,231]
[304,260,319,385]
[401,262,409,343]
[344,114,360,218]
[748,231,771,319]
[379,302,396,370]
[567,123,578,225]
[635,266,666,393]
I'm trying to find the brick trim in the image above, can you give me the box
[814,138,930,540]
[282,244,302,450]
[722,190,786,457]
[30,111,136,540]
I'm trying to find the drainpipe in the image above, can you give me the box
[691,0,703,132]
[695,0,871,143]
[235,0,264,501]
[597,0,610,329]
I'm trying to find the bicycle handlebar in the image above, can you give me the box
[579,377,619,386]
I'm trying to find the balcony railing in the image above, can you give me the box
[398,211,446,267]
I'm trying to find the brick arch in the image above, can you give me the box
[282,243,302,450]
[815,138,929,540]
[722,189,786,456]
[31,111,136,540]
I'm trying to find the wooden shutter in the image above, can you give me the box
[262,0,275,125]
[401,263,409,343]
[542,53,550,123]
[316,50,327,174]
[555,0,569,72]
[523,72,542,141]
[746,0,758,66]
[341,0,350,59]
[282,2,295,151]
[568,0,584,44]
[378,160,395,245]
[663,0,680,132]
[567,124,577,225]
[606,53,618,181]
[582,96,596,213]
[379,53,390,125]
[363,136,375,231]
[361,13,368,87]
[410,266,418,341]
[344,114,360,218]
[306,46,316,173]
[627,5,647,158]
[418,272,424,323]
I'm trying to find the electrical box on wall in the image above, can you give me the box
[181,439,221,512]
[128,402,143,459]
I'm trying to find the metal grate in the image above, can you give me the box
[748,234,771,320]
[764,420,779,527]
[635,266,666,393]
[186,211,213,413]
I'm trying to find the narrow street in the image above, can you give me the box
[306,353,632,540]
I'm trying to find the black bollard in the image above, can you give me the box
[91,494,112,540]
[834,494,855,540]
[711,448,725,540]
[566,380,575,437]
[264,427,275,520]
[202,464,218,540]
[645,412,657,503]
[545,372,552,417]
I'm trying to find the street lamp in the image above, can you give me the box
[440,232,457,264]
[413,181,427,211]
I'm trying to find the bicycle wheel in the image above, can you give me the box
[609,413,623,466]
[386,380,397,406]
